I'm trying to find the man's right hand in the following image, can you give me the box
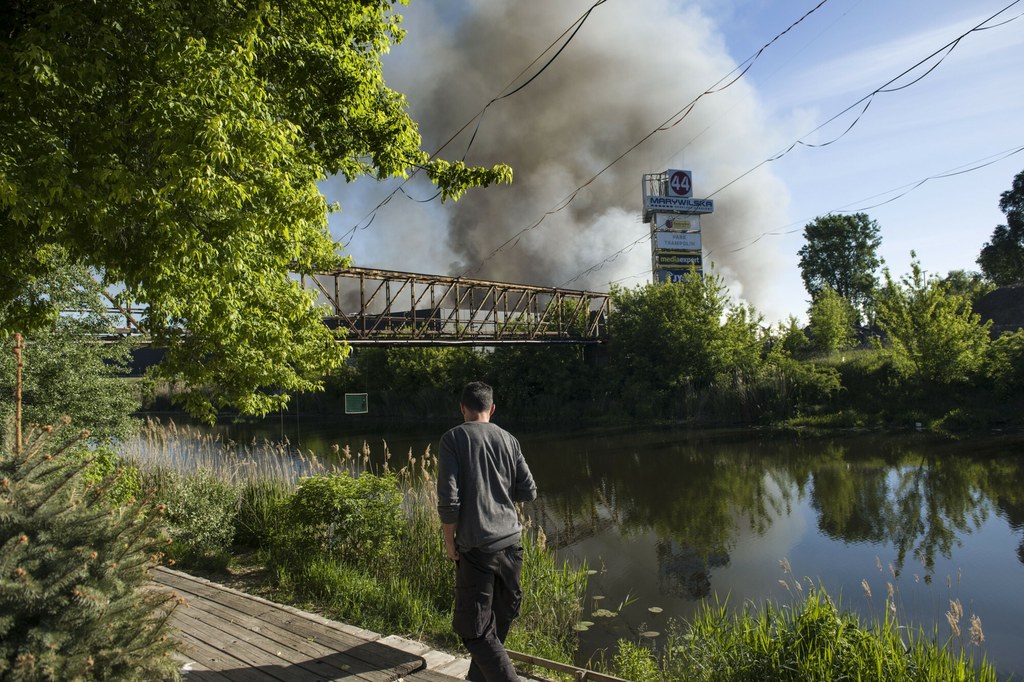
[445,543,460,562]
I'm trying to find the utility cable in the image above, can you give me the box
[706,0,1023,199]
[339,0,610,245]
[560,142,1024,286]
[561,2,1024,285]
[459,0,834,277]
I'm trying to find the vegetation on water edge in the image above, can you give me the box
[607,589,997,681]
[119,422,999,680]
[125,420,588,668]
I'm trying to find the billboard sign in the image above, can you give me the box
[665,169,692,197]
[654,231,702,251]
[655,251,702,268]
[644,195,714,214]
[656,268,703,284]
[652,214,700,232]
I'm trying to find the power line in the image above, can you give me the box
[561,2,1024,286]
[339,0,611,246]
[459,0,835,277]
[706,0,1024,199]
[561,142,1024,286]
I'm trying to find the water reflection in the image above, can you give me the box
[514,429,1024,673]
[145,419,1024,675]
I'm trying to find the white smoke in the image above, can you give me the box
[326,0,801,322]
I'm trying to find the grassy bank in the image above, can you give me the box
[126,419,587,669]
[123,421,1002,680]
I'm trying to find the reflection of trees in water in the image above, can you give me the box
[656,539,729,600]
[979,457,1024,567]
[525,433,809,589]
[807,446,1022,579]
[525,429,1024,588]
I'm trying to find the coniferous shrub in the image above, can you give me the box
[0,421,179,681]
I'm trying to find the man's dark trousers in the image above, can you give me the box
[454,545,524,682]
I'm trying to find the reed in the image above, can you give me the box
[128,420,589,664]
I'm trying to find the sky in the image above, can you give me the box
[322,0,1024,325]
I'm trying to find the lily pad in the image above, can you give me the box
[574,623,591,632]
[647,607,663,614]
[641,631,660,638]
[592,595,605,601]
[592,608,617,618]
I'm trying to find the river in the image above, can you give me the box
[147,416,1024,677]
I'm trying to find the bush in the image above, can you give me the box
[75,444,142,507]
[160,467,239,564]
[0,424,178,680]
[286,471,403,567]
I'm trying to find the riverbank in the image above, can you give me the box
[120,420,1012,680]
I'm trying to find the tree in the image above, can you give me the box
[609,273,766,394]
[0,264,139,442]
[977,169,1024,285]
[940,269,995,306]
[0,1,511,421]
[0,424,178,680]
[797,213,882,321]
[874,255,991,385]
[807,286,856,353]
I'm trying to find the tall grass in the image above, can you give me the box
[128,419,589,664]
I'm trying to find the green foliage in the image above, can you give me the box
[798,213,882,321]
[941,270,995,306]
[651,590,996,681]
[983,329,1024,395]
[609,274,767,401]
[613,639,660,682]
[158,467,239,563]
[0,0,510,421]
[777,316,811,358]
[0,265,139,442]
[286,472,403,567]
[977,168,1024,285]
[0,424,178,680]
[874,256,991,385]
[808,286,856,353]
[75,445,142,507]
[234,477,290,549]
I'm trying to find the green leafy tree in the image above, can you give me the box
[0,423,178,680]
[777,315,811,358]
[797,213,882,321]
[807,286,856,353]
[609,273,766,395]
[941,269,995,306]
[977,168,1024,285]
[0,0,511,421]
[0,264,139,442]
[874,255,991,385]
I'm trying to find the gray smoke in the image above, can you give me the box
[331,0,799,321]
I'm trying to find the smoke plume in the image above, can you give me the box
[329,0,799,321]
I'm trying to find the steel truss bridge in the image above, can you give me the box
[85,267,610,346]
[304,267,609,346]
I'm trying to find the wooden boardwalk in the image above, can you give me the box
[153,567,470,682]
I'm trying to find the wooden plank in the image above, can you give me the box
[174,625,275,681]
[169,590,398,682]
[152,568,427,680]
[155,569,384,643]
[170,607,299,681]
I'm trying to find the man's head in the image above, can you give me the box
[460,381,495,420]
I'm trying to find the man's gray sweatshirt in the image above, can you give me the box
[437,421,537,552]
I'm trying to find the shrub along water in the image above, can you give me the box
[607,588,997,682]
[130,421,589,665]
[130,422,1003,680]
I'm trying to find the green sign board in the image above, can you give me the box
[344,393,368,414]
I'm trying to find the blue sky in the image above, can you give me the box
[324,0,1024,324]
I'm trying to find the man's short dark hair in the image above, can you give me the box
[461,381,493,413]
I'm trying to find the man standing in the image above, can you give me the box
[437,381,537,682]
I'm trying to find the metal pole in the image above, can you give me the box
[14,332,23,455]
